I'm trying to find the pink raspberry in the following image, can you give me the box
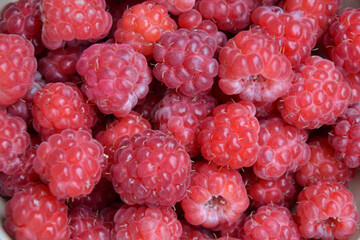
[111,129,191,207]
[243,204,300,240]
[40,0,112,50]
[31,82,97,138]
[76,43,152,117]
[253,116,311,179]
[198,101,260,169]
[180,220,214,240]
[153,28,218,97]
[111,204,182,240]
[152,90,217,157]
[296,181,358,239]
[3,183,71,240]
[153,0,195,15]
[278,56,351,129]
[33,129,105,198]
[218,28,294,103]
[0,33,37,107]
[181,161,249,229]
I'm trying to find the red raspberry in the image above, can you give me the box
[251,6,318,68]
[253,116,310,179]
[180,220,214,240]
[218,28,294,103]
[342,72,360,104]
[0,33,37,107]
[215,213,247,238]
[40,0,112,50]
[296,181,358,239]
[33,129,105,198]
[278,56,351,129]
[31,82,97,138]
[152,90,217,157]
[76,43,152,117]
[243,204,300,240]
[111,129,191,207]
[153,28,218,97]
[153,0,195,15]
[3,183,70,240]
[177,9,203,30]
[114,1,177,59]
[253,101,278,119]
[111,204,182,240]
[328,103,360,168]
[181,161,249,229]
[195,0,260,33]
[198,101,260,169]
[133,91,163,120]
[38,47,82,83]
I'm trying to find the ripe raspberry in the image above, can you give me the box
[177,9,203,30]
[38,47,82,83]
[0,33,37,107]
[31,82,97,138]
[153,28,218,97]
[111,204,182,240]
[40,0,112,50]
[111,129,191,207]
[296,181,358,239]
[76,43,152,117]
[278,56,351,129]
[218,28,294,103]
[133,91,162,120]
[215,213,247,238]
[153,0,195,15]
[180,220,214,240]
[251,6,318,67]
[243,204,300,240]
[114,1,177,58]
[181,161,249,229]
[253,116,311,179]
[33,129,105,198]
[3,183,70,240]
[198,101,260,169]
[195,0,260,33]
[342,72,360,104]
[152,90,217,157]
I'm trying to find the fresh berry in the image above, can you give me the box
[296,181,358,239]
[243,204,300,240]
[153,0,195,15]
[198,101,260,169]
[218,28,294,103]
[180,219,214,240]
[215,213,247,238]
[342,72,360,104]
[40,0,112,50]
[110,204,182,240]
[153,28,218,97]
[181,161,249,229]
[3,183,71,240]
[33,129,105,198]
[111,129,191,207]
[177,9,203,30]
[114,1,177,58]
[253,116,311,179]
[251,6,318,67]
[133,91,163,120]
[31,82,97,138]
[76,43,152,117]
[152,90,217,157]
[278,56,351,129]
[0,33,37,107]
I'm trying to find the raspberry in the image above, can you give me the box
[342,72,360,104]
[133,91,162,120]
[218,28,294,103]
[40,0,112,50]
[114,1,177,58]
[198,101,260,169]
[153,0,195,15]
[33,129,105,198]
[153,28,218,97]
[243,204,300,240]
[76,43,152,117]
[278,56,351,129]
[195,0,260,33]
[253,101,278,119]
[214,213,247,238]
[251,6,318,68]
[3,183,70,240]
[181,161,249,229]
[110,204,182,240]
[38,47,82,83]
[0,33,37,107]
[296,181,358,239]
[111,129,191,207]
[180,220,214,240]
[253,116,311,179]
[177,9,203,30]
[152,90,217,157]
[31,82,97,138]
